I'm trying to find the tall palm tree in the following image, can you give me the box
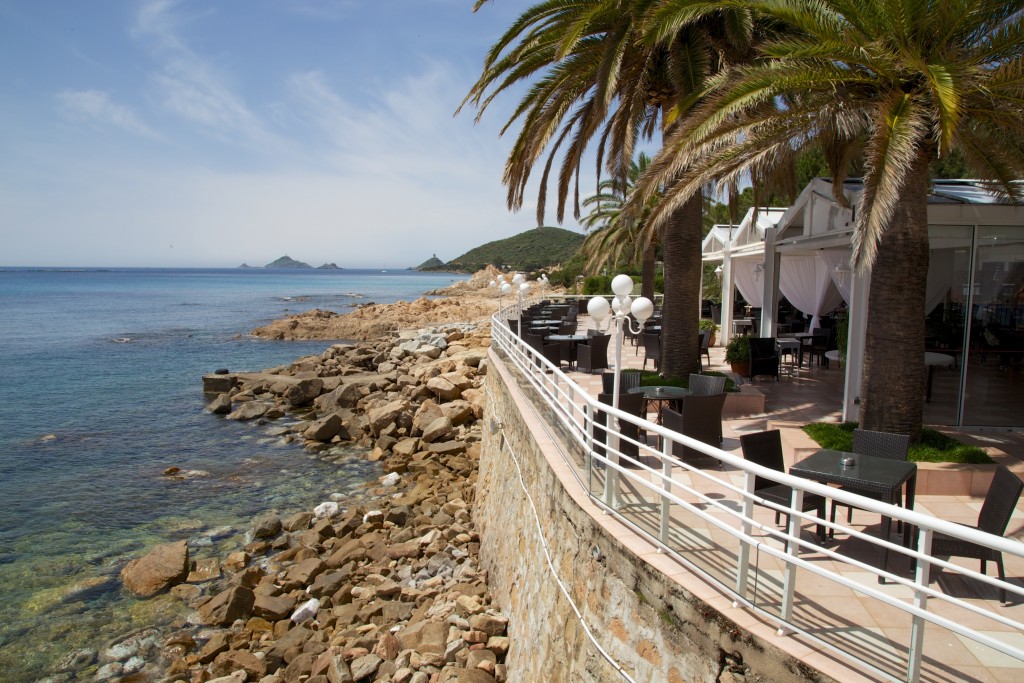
[579,152,660,299]
[460,0,755,378]
[626,0,1024,438]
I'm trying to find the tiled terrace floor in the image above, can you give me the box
[516,319,1024,683]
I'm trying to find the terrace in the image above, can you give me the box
[489,298,1024,682]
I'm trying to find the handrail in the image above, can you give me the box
[489,300,1024,683]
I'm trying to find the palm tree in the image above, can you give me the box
[460,0,755,378]
[579,152,660,299]
[626,0,1024,438]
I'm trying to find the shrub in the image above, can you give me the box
[699,318,718,334]
[582,275,613,295]
[724,335,750,364]
[801,422,993,464]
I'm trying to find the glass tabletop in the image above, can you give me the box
[626,385,691,399]
[790,448,916,491]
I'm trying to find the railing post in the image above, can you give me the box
[660,438,672,544]
[602,410,617,507]
[908,527,932,682]
[778,488,803,633]
[585,402,594,493]
[735,471,757,603]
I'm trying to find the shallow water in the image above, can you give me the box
[0,267,467,681]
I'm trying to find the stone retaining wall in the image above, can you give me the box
[477,349,835,683]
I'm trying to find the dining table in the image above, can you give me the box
[626,385,690,424]
[546,333,589,369]
[790,448,917,582]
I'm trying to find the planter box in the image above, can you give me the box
[723,385,765,418]
[768,421,1006,497]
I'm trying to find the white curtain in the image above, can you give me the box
[779,254,845,330]
[732,259,765,308]
[817,249,853,304]
[926,248,957,315]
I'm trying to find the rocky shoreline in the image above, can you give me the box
[67,316,509,683]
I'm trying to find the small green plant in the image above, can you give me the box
[699,318,718,334]
[724,335,750,364]
[802,422,993,464]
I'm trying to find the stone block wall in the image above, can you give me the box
[476,350,832,683]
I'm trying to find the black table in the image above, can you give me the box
[790,449,916,581]
[546,333,589,369]
[627,385,690,424]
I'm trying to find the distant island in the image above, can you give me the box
[413,226,583,273]
[237,257,342,269]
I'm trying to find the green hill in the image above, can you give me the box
[436,226,584,272]
[265,255,312,269]
[412,254,446,271]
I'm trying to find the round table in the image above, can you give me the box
[627,385,691,424]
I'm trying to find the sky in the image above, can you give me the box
[0,0,592,268]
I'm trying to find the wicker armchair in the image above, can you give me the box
[699,330,712,369]
[523,332,561,370]
[688,373,726,396]
[829,429,911,538]
[662,394,727,466]
[748,336,780,382]
[576,334,611,373]
[641,332,661,371]
[602,369,643,395]
[739,429,826,543]
[594,391,646,468]
[931,465,1023,603]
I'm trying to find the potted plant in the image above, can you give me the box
[725,335,750,376]
[699,318,718,347]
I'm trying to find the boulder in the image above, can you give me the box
[367,400,409,436]
[120,540,189,597]
[303,413,344,442]
[207,393,232,414]
[252,513,282,539]
[283,378,324,406]
[314,383,363,412]
[212,649,267,680]
[198,586,255,626]
[226,402,272,421]
[421,416,454,443]
[425,377,461,401]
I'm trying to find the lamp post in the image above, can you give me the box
[587,274,654,504]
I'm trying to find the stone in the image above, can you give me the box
[314,501,340,519]
[349,654,383,681]
[291,597,322,622]
[314,383,364,412]
[421,416,454,443]
[367,400,409,436]
[120,540,189,597]
[437,668,496,683]
[253,513,283,539]
[283,377,324,406]
[197,632,230,663]
[198,586,255,626]
[226,401,272,420]
[397,620,448,655]
[206,672,247,683]
[207,393,232,414]
[187,557,221,583]
[284,511,314,532]
[212,649,267,680]
[425,377,461,401]
[303,414,344,442]
[468,614,508,637]
[253,592,297,621]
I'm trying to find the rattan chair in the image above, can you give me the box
[688,373,727,396]
[699,330,712,369]
[576,334,611,373]
[740,429,827,543]
[829,429,911,538]
[931,465,1023,603]
[748,337,780,382]
[523,332,561,370]
[663,394,727,466]
[641,332,661,371]
[594,391,646,468]
[603,369,644,394]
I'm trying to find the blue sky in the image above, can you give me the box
[0,0,591,268]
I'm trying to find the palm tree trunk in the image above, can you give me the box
[641,241,656,301]
[859,154,930,440]
[659,192,703,378]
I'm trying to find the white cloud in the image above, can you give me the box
[55,89,159,138]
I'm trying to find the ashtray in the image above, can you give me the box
[655,387,664,394]
[840,456,856,467]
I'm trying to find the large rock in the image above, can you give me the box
[303,413,344,442]
[314,383,364,412]
[120,540,189,597]
[198,586,255,626]
[252,513,282,539]
[397,620,448,655]
[207,393,232,414]
[421,416,454,443]
[425,376,461,401]
[366,399,409,436]
[282,378,324,406]
[226,402,271,421]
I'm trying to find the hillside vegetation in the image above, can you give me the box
[424,226,583,272]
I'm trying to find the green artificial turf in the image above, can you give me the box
[802,422,993,464]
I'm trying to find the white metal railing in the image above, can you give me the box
[490,300,1024,683]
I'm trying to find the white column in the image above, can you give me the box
[760,227,780,337]
[842,267,870,421]
[721,249,735,346]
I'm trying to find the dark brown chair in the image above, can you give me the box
[641,332,661,371]
[688,373,726,396]
[662,394,727,466]
[594,391,646,468]
[739,429,827,543]
[931,465,1023,603]
[602,369,643,395]
[829,429,911,538]
[523,332,561,370]
[748,337,780,382]
[802,328,830,368]
[699,330,712,369]
[577,334,611,373]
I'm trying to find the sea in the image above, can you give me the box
[0,267,469,682]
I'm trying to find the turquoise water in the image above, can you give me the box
[0,267,467,681]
